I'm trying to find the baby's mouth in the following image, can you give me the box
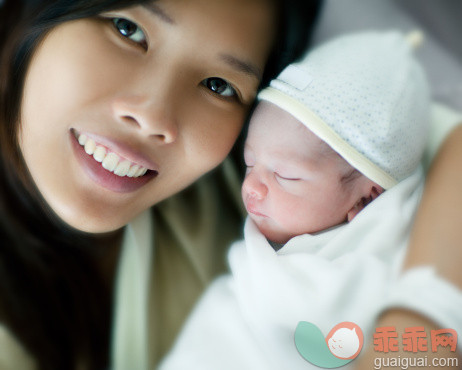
[74,131,154,178]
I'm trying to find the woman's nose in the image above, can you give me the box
[242,169,268,200]
[112,96,178,144]
[112,75,179,144]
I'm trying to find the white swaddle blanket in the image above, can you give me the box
[160,168,426,370]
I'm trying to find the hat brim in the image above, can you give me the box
[258,87,398,189]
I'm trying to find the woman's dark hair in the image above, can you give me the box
[262,0,323,86]
[0,0,323,369]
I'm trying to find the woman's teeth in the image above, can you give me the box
[77,134,148,178]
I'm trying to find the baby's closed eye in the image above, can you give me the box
[275,173,301,181]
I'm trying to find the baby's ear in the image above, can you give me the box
[347,182,384,222]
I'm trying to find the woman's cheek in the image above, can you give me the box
[184,101,247,171]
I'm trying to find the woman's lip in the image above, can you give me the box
[70,131,157,193]
[72,128,159,171]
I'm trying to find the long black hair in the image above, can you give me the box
[0,0,323,369]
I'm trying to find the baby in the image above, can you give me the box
[242,100,384,249]
[159,31,433,369]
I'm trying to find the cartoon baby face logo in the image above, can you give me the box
[326,322,363,360]
[295,321,364,368]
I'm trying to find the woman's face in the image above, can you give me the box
[19,0,275,233]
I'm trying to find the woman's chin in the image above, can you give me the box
[49,202,130,234]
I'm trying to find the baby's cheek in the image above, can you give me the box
[274,194,306,229]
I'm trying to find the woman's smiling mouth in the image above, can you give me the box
[76,132,149,177]
[71,129,158,193]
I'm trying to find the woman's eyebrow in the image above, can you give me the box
[142,3,175,24]
[141,3,260,80]
[219,53,262,80]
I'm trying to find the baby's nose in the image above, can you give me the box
[242,170,268,200]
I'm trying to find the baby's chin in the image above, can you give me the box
[252,218,293,245]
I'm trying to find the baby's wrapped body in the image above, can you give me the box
[159,167,432,370]
[160,168,462,369]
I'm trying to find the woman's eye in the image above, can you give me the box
[112,18,147,48]
[202,78,237,98]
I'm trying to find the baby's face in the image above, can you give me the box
[242,102,359,244]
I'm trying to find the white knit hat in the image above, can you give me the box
[258,31,430,189]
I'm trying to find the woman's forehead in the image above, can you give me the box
[149,0,276,66]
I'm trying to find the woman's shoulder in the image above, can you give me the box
[0,324,36,370]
